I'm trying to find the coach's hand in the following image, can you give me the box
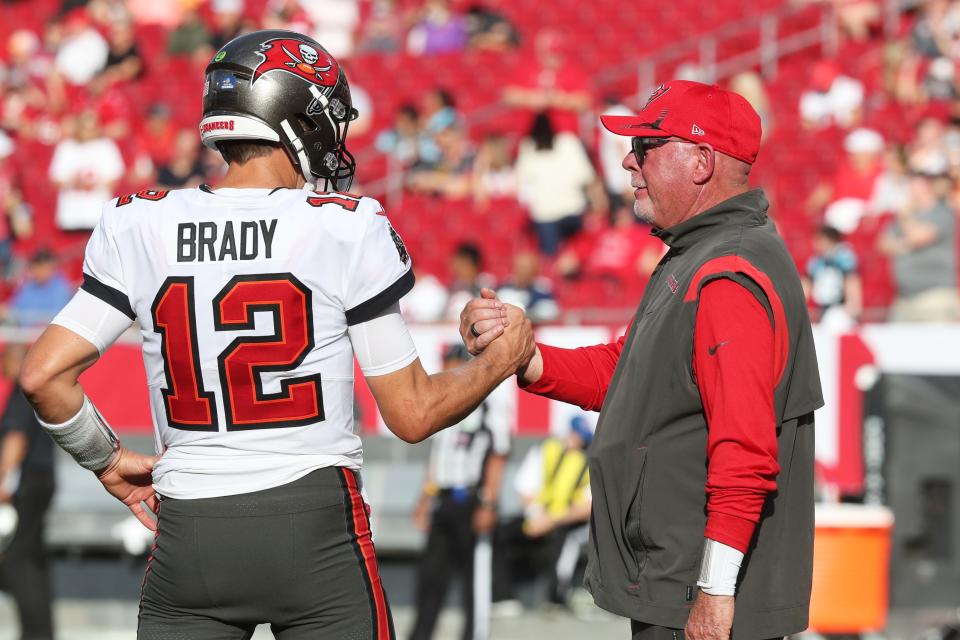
[96,448,161,532]
[460,288,507,355]
[685,591,734,640]
[483,304,536,375]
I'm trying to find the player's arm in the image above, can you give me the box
[19,291,160,530]
[350,304,534,443]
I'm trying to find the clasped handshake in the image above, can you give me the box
[458,287,542,382]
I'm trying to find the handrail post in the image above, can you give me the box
[638,60,655,104]
[761,14,778,78]
[700,37,717,84]
[885,0,900,40]
[822,3,839,58]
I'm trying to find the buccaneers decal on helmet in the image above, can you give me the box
[251,38,339,87]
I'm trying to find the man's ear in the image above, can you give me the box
[692,143,716,185]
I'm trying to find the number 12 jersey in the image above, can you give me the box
[80,186,415,499]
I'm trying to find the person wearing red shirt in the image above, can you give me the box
[461,81,822,640]
[501,29,591,134]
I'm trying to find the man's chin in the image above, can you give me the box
[633,199,656,225]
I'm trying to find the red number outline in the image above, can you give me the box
[213,273,324,430]
[307,194,360,211]
[151,277,219,431]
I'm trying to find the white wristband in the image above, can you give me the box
[697,538,744,596]
[37,396,121,473]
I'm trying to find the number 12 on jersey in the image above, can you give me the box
[151,273,324,431]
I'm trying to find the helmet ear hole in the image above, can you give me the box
[296,114,319,133]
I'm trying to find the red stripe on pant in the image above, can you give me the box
[341,468,391,639]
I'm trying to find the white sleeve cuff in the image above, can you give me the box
[697,538,744,596]
[51,289,134,354]
[347,304,419,377]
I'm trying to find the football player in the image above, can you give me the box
[19,30,534,639]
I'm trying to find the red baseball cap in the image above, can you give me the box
[600,80,762,164]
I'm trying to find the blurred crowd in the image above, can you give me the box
[0,0,959,333]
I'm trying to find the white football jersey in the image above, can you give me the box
[81,186,414,499]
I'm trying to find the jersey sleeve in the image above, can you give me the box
[80,202,136,320]
[343,203,415,326]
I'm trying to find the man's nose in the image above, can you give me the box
[622,150,639,172]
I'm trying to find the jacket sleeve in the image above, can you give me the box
[519,333,626,412]
[694,278,779,553]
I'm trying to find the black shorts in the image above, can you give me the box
[138,467,395,640]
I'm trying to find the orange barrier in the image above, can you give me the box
[809,504,894,633]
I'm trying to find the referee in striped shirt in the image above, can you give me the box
[409,344,513,640]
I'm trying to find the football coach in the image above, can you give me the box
[462,80,823,640]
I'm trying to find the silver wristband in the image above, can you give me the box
[37,397,120,473]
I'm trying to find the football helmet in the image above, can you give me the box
[200,30,358,189]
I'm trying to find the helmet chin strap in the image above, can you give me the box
[280,119,315,187]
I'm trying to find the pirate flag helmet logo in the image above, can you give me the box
[252,37,340,87]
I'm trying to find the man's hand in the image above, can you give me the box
[460,288,507,355]
[473,504,497,534]
[95,448,161,531]
[685,591,734,640]
[523,512,556,538]
[411,493,432,533]
[483,304,536,375]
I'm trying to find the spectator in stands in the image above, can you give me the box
[210,1,253,51]
[598,95,635,212]
[156,129,206,189]
[497,251,559,324]
[868,145,912,216]
[408,123,475,198]
[416,88,462,166]
[0,343,56,640]
[879,164,960,321]
[128,0,187,27]
[91,19,145,91]
[129,103,178,186]
[2,31,64,141]
[300,0,360,59]
[5,29,61,100]
[465,1,519,52]
[444,242,495,321]
[908,117,951,175]
[376,104,422,167]
[0,142,32,277]
[48,109,125,231]
[2,248,73,327]
[802,225,862,331]
[492,415,593,613]
[407,0,468,56]
[409,343,511,640]
[503,28,591,134]
[401,269,449,323]
[263,0,314,34]
[807,128,885,233]
[515,112,596,255]
[799,59,864,129]
[556,208,664,292]
[86,0,135,28]
[910,0,960,59]
[52,8,109,87]
[357,0,403,54]
[167,7,213,59]
[730,71,773,140]
[472,132,517,208]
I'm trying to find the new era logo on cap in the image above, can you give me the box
[599,80,763,165]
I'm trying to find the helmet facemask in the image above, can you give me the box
[275,81,358,192]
